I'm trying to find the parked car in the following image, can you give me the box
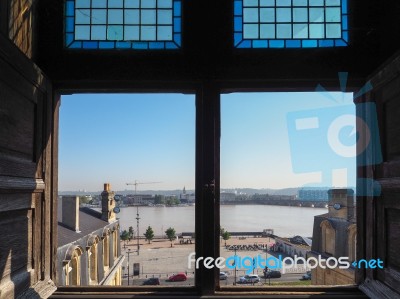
[219,271,228,280]
[238,274,261,284]
[168,272,187,282]
[142,277,160,285]
[301,271,311,280]
[264,270,282,278]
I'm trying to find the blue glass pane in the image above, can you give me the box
[234,1,243,16]
[174,17,181,32]
[66,17,74,32]
[243,24,259,38]
[326,24,341,38]
[286,40,301,47]
[309,24,324,38]
[260,8,275,23]
[253,40,268,47]
[233,0,348,48]
[99,41,115,48]
[244,0,258,7]
[277,24,291,38]
[326,7,341,22]
[260,0,274,6]
[108,25,123,40]
[276,0,291,6]
[141,26,157,40]
[109,0,123,8]
[65,0,181,50]
[326,0,340,5]
[234,17,243,31]
[75,25,90,39]
[302,40,317,47]
[92,26,107,39]
[309,8,324,22]
[92,0,107,8]
[124,10,140,24]
[75,9,91,24]
[174,1,181,17]
[342,16,348,30]
[141,10,157,24]
[125,26,139,39]
[309,0,324,6]
[76,0,90,8]
[276,8,291,22]
[125,0,140,8]
[157,26,173,40]
[92,9,107,24]
[133,42,148,49]
[292,0,307,6]
[260,24,275,38]
[108,9,124,24]
[149,42,165,49]
[66,2,75,16]
[243,8,259,22]
[158,0,173,8]
[293,23,308,38]
[319,40,334,47]
[158,10,173,24]
[174,33,181,45]
[293,8,307,22]
[141,0,156,8]
[269,40,284,48]
[83,41,99,48]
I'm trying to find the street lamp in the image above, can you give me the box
[127,249,131,285]
[234,248,237,285]
[136,206,140,255]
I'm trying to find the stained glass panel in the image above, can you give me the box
[234,0,349,48]
[65,0,182,49]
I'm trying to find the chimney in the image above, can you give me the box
[328,189,355,220]
[101,183,116,223]
[62,196,80,232]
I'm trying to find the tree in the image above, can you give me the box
[144,226,155,244]
[120,230,129,248]
[219,226,225,237]
[222,231,231,246]
[165,227,176,247]
[128,226,134,241]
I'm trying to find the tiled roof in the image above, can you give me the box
[58,206,113,247]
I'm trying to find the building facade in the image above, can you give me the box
[309,189,356,285]
[57,184,124,286]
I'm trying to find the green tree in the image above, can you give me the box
[144,226,155,244]
[222,231,231,246]
[128,226,134,241]
[165,227,176,247]
[120,230,129,248]
[219,226,225,237]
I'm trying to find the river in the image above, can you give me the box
[116,205,327,238]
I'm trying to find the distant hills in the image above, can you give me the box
[58,187,302,196]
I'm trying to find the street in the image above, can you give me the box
[122,273,304,286]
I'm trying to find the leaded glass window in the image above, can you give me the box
[65,0,182,50]
[234,0,348,48]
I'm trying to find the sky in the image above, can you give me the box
[59,92,355,192]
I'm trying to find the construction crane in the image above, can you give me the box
[126,180,162,194]
[125,180,161,255]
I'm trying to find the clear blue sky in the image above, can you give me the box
[59,92,355,192]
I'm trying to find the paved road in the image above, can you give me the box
[122,273,304,286]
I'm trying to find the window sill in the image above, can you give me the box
[50,285,368,298]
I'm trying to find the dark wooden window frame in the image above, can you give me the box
[50,84,370,299]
